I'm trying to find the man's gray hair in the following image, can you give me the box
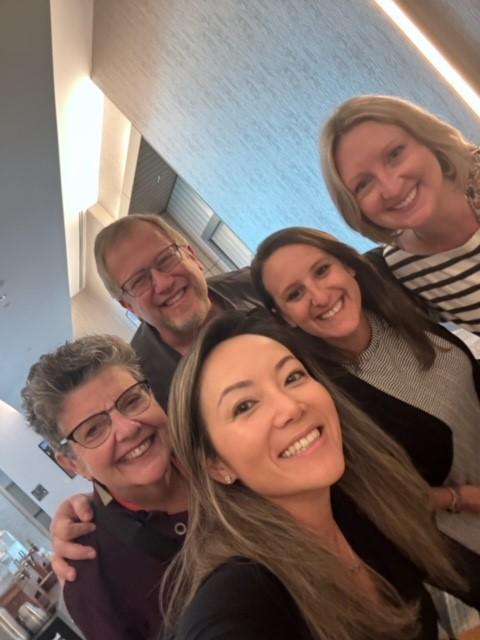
[22,335,142,450]
[94,214,188,300]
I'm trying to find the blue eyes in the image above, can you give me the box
[354,144,406,195]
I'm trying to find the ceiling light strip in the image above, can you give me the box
[373,0,480,118]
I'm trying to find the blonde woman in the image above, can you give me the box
[163,311,476,640]
[321,95,480,334]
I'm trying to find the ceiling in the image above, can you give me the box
[91,0,480,255]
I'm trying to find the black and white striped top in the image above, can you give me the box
[383,148,480,335]
[383,231,480,334]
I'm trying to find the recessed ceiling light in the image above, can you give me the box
[373,0,480,118]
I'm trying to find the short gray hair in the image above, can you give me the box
[321,94,475,243]
[22,335,142,450]
[94,214,188,299]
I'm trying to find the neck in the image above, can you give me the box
[113,464,189,513]
[326,311,372,356]
[273,487,339,540]
[401,184,478,253]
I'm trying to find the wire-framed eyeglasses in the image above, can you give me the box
[121,244,183,297]
[59,380,152,449]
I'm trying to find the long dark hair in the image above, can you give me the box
[162,311,463,640]
[251,226,443,368]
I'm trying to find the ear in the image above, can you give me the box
[55,451,92,481]
[346,267,356,277]
[119,297,134,313]
[207,459,237,485]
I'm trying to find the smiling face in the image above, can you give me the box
[57,366,171,502]
[105,221,211,339]
[261,243,370,353]
[335,121,446,232]
[199,334,344,507]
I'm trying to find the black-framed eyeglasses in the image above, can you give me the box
[59,380,152,449]
[121,244,183,297]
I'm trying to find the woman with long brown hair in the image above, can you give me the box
[250,226,480,561]
[162,311,475,640]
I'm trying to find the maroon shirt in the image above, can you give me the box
[64,486,187,640]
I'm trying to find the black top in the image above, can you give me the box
[131,267,261,409]
[174,490,479,640]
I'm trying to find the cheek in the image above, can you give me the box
[210,425,266,474]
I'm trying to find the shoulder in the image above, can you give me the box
[207,267,262,311]
[175,559,311,640]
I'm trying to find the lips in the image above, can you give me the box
[162,287,187,307]
[318,297,343,320]
[390,185,418,211]
[279,427,323,459]
[118,435,154,464]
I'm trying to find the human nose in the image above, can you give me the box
[150,267,175,293]
[377,170,402,203]
[271,390,304,429]
[111,411,142,441]
[309,283,329,307]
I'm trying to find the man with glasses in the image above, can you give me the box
[94,213,260,410]
[22,335,189,640]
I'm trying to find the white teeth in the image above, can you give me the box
[320,299,342,320]
[123,437,152,462]
[164,289,185,307]
[392,186,417,210]
[280,428,321,459]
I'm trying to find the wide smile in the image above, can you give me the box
[118,435,155,465]
[316,297,343,321]
[279,427,323,459]
[390,185,418,211]
[162,287,188,308]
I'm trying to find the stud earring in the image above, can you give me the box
[224,474,234,485]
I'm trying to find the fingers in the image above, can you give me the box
[69,494,95,523]
[51,535,96,563]
[52,553,76,584]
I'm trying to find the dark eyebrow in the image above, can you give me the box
[216,354,296,407]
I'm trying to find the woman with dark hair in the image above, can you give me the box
[320,95,480,334]
[250,226,480,558]
[163,311,474,640]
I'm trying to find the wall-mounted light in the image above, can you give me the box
[373,0,480,118]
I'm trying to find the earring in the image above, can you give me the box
[224,474,234,485]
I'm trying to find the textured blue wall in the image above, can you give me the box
[93,0,480,253]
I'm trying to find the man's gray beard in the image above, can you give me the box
[161,298,211,335]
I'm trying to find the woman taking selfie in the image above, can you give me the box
[163,311,474,640]
[321,94,480,334]
[250,226,480,559]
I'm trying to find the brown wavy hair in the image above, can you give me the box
[162,311,464,640]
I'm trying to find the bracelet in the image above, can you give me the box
[446,487,462,514]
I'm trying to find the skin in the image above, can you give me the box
[335,121,477,253]
[200,334,345,534]
[105,222,212,354]
[56,366,186,512]
[261,243,371,354]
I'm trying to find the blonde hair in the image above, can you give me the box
[163,311,464,640]
[321,95,475,243]
[94,214,188,299]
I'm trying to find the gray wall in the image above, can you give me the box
[0,0,72,409]
[91,0,480,255]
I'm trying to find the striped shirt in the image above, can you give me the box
[345,312,480,554]
[383,148,480,334]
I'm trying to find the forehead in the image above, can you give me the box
[263,243,335,291]
[335,121,409,177]
[57,366,137,432]
[105,222,172,284]
[201,335,293,390]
